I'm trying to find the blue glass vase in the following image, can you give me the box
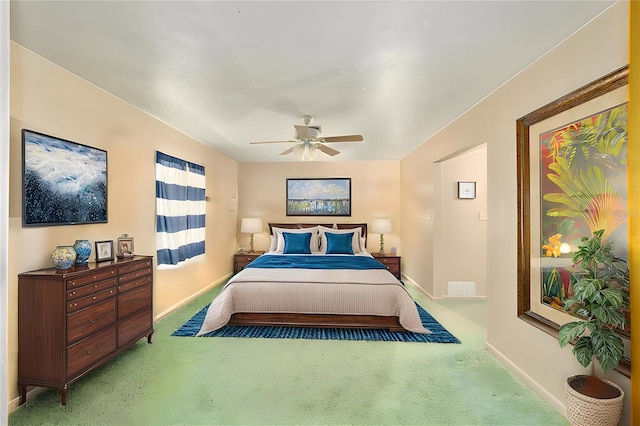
[73,239,92,265]
[52,246,77,270]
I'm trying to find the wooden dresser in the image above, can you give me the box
[18,255,154,405]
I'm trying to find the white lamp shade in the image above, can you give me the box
[370,218,392,234]
[241,217,262,234]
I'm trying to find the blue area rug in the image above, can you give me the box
[172,302,460,344]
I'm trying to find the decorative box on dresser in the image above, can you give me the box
[233,251,265,274]
[372,253,402,280]
[18,255,154,405]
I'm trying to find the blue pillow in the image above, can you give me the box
[283,232,312,254]
[326,232,354,255]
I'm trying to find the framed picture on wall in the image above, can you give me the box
[516,65,630,376]
[286,178,351,216]
[457,182,476,199]
[22,129,108,227]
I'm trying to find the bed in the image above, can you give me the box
[196,223,429,336]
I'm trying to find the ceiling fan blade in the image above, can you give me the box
[294,125,311,138]
[323,135,364,142]
[317,144,340,156]
[250,140,296,144]
[279,147,296,156]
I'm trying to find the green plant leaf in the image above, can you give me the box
[591,330,624,374]
[558,321,587,347]
[600,287,624,309]
[572,337,594,368]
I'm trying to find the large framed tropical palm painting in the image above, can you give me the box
[516,66,630,376]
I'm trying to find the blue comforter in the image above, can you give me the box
[245,254,387,270]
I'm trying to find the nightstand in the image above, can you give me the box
[372,253,401,280]
[233,251,265,274]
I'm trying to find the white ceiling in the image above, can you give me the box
[10,1,614,162]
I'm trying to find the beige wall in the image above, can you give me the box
[401,1,629,420]
[433,145,487,298]
[238,161,400,253]
[8,43,238,405]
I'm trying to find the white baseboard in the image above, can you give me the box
[154,273,230,321]
[440,295,487,301]
[485,342,567,418]
[8,386,47,413]
[401,275,435,300]
[402,275,486,301]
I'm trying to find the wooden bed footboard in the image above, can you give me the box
[228,312,406,332]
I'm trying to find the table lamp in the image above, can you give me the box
[371,218,392,255]
[241,217,262,253]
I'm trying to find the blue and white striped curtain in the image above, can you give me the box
[156,151,206,265]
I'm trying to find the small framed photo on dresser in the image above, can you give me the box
[117,234,134,257]
[95,240,114,262]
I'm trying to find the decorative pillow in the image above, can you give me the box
[272,226,319,253]
[283,232,312,254]
[318,226,362,253]
[325,232,354,255]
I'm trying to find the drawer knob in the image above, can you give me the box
[92,296,97,300]
[70,291,76,296]
[88,317,100,324]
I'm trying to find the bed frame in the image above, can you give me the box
[227,222,406,332]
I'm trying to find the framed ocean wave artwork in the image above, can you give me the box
[22,129,108,227]
[516,66,630,376]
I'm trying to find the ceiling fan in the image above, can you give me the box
[250,115,363,160]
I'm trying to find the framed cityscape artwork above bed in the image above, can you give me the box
[286,178,351,216]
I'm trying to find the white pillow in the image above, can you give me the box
[318,226,362,253]
[272,226,319,253]
[268,235,277,252]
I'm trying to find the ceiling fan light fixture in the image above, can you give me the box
[251,114,363,159]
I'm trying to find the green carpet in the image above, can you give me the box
[8,283,568,425]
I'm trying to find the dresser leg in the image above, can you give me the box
[59,387,68,405]
[19,385,27,405]
[147,330,154,344]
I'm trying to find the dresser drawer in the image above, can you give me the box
[67,278,117,301]
[67,288,116,313]
[67,325,117,377]
[118,308,152,348]
[118,284,152,320]
[118,274,152,293]
[67,298,117,344]
[376,257,400,268]
[67,267,117,290]
[118,259,153,275]
[118,268,152,285]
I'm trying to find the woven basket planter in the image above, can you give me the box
[566,375,624,426]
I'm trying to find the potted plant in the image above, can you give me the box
[558,229,629,426]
